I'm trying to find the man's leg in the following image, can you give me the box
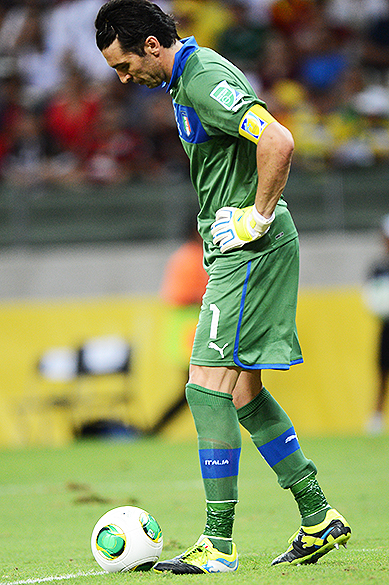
[154,365,241,574]
[234,369,351,565]
[234,370,320,502]
[367,320,389,434]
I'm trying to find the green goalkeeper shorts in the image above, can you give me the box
[190,237,303,370]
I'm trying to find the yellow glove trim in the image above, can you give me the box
[239,104,276,144]
[233,206,275,241]
[233,207,255,241]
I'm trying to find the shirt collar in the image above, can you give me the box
[165,36,199,92]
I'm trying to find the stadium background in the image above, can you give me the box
[0,0,388,446]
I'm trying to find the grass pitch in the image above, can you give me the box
[0,434,387,585]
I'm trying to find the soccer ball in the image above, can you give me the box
[91,506,163,572]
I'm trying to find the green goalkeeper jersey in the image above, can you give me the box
[166,37,298,271]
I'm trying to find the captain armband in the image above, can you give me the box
[239,104,276,144]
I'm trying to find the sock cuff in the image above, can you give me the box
[206,501,237,511]
[186,383,234,405]
[202,534,232,542]
[236,387,271,421]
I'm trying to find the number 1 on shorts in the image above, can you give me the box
[209,303,220,339]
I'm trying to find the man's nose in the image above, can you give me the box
[117,71,131,84]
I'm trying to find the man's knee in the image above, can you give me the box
[232,369,263,409]
[188,364,240,394]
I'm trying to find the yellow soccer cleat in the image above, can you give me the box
[153,536,239,574]
[272,508,351,566]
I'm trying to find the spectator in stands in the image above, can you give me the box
[363,213,389,434]
[0,0,39,55]
[216,0,268,73]
[295,15,349,95]
[43,0,111,86]
[172,0,232,50]
[43,62,102,163]
[258,30,297,92]
[325,0,388,32]
[361,1,389,78]
[85,100,151,184]
[0,0,112,100]
[269,2,351,95]
[270,0,316,37]
[0,72,25,178]
[234,0,276,26]
[161,217,208,307]
[0,0,59,100]
[2,106,80,186]
[160,216,209,430]
[143,89,189,179]
[0,0,389,186]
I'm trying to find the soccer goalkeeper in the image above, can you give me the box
[95,0,351,573]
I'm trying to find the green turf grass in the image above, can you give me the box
[0,434,387,585]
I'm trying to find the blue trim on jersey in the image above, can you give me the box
[257,427,300,468]
[199,447,241,479]
[165,36,199,92]
[173,102,210,144]
[233,261,304,370]
[167,37,210,144]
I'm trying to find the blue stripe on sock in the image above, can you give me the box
[199,448,241,479]
[257,427,300,467]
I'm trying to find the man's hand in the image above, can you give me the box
[211,205,275,253]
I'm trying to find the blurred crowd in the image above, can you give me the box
[1,0,389,189]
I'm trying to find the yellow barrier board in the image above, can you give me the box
[0,289,382,447]
[262,287,379,436]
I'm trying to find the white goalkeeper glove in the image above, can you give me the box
[211,205,275,253]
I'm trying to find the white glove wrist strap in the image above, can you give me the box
[252,206,275,231]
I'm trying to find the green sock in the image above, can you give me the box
[291,472,331,527]
[186,383,241,554]
[237,388,329,525]
[203,502,235,554]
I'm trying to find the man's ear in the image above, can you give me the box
[145,35,161,56]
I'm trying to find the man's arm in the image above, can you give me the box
[254,121,294,219]
[211,106,294,253]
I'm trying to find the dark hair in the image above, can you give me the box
[95,0,179,56]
